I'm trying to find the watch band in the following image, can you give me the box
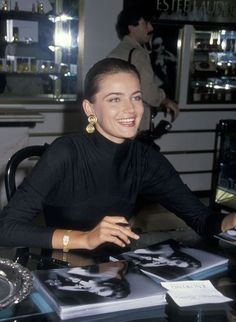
[62,230,72,253]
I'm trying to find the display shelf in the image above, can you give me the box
[0,1,78,102]
[188,28,236,104]
[0,10,50,21]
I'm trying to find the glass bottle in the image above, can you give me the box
[14,1,19,11]
[225,89,232,102]
[216,88,223,102]
[193,82,201,102]
[2,0,8,11]
[37,1,44,13]
[13,27,19,42]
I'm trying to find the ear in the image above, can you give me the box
[128,24,134,34]
[82,99,95,117]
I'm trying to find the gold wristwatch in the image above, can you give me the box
[62,230,72,253]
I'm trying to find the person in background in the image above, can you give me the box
[0,58,235,254]
[108,8,179,131]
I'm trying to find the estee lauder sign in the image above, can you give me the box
[156,0,236,22]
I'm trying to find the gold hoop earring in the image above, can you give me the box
[86,115,97,134]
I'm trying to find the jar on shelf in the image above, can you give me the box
[37,1,44,13]
[6,60,14,72]
[48,62,56,73]
[215,88,224,102]
[16,58,23,72]
[22,58,29,72]
[39,61,49,73]
[13,27,19,42]
[225,89,232,102]
[30,58,37,73]
[193,83,201,102]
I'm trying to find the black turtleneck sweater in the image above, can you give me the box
[0,132,225,248]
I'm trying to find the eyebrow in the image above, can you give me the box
[103,90,142,99]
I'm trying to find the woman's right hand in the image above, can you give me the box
[82,216,140,250]
[52,216,140,251]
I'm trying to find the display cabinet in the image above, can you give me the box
[188,27,236,105]
[176,24,236,109]
[0,0,79,102]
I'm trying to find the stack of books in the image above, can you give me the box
[33,260,166,320]
[32,239,228,320]
[111,239,228,282]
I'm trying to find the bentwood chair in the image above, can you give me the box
[4,144,49,266]
[5,144,49,201]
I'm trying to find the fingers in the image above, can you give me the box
[103,217,140,242]
[86,216,140,250]
[165,102,179,122]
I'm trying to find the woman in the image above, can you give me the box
[44,261,130,301]
[0,58,235,252]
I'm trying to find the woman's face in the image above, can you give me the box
[83,72,144,143]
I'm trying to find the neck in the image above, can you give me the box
[128,34,143,45]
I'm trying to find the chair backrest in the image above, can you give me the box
[5,144,49,201]
[210,119,236,212]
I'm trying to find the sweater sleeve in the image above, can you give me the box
[140,147,226,238]
[131,49,166,108]
[0,137,73,248]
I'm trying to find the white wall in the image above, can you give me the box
[82,0,123,83]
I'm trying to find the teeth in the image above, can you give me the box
[118,118,135,124]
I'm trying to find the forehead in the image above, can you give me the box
[97,71,140,90]
[138,17,149,26]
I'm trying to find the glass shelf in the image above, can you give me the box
[0,0,79,103]
[188,28,236,104]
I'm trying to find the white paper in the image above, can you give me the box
[161,280,232,307]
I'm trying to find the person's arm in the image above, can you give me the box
[52,216,139,251]
[0,138,139,249]
[132,49,179,121]
[140,146,227,238]
[160,97,179,122]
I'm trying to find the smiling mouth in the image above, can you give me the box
[117,117,136,126]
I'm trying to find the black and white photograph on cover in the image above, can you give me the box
[150,24,180,100]
[33,260,166,319]
[113,239,228,282]
[118,240,201,281]
[44,260,130,300]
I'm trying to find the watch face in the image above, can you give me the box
[63,235,70,246]
[63,231,72,252]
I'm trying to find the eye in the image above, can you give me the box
[132,95,142,101]
[109,97,120,103]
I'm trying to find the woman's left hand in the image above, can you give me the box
[221,212,236,232]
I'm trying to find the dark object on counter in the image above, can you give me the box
[137,119,172,144]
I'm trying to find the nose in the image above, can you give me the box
[148,22,153,33]
[124,99,135,113]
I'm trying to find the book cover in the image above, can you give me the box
[32,260,166,320]
[111,239,228,282]
[215,228,236,246]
